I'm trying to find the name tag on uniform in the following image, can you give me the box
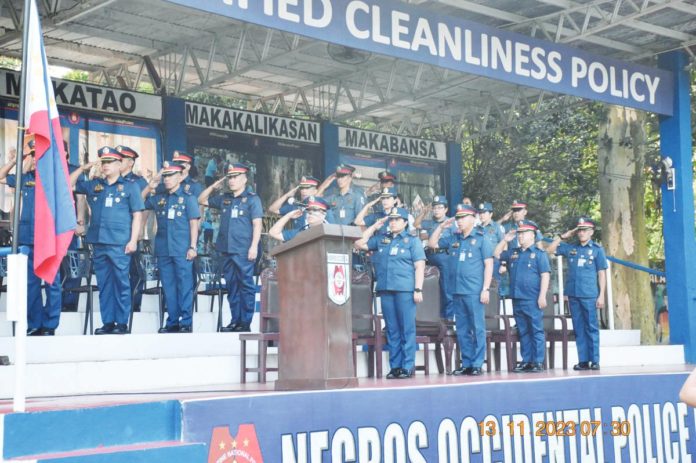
[390,247,398,256]
[578,258,586,267]
[339,208,346,219]
[459,252,466,262]
[105,197,113,208]
[231,207,239,219]
[168,208,176,220]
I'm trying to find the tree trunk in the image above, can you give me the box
[597,106,655,344]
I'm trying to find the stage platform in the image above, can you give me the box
[0,365,694,462]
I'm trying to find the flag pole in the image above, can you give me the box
[10,0,34,413]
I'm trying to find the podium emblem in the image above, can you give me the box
[327,253,350,305]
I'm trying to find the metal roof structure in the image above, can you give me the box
[0,0,694,140]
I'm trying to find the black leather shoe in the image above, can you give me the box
[590,363,600,370]
[573,362,590,371]
[397,369,414,379]
[469,367,483,376]
[220,322,238,333]
[41,328,55,336]
[178,325,192,333]
[513,362,530,372]
[94,323,115,335]
[232,324,251,332]
[158,325,179,334]
[26,328,42,336]
[452,367,471,376]
[386,368,401,379]
[112,324,128,334]
[527,363,544,373]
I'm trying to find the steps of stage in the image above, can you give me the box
[0,401,207,462]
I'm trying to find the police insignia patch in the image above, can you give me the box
[185,184,190,193]
[471,239,476,245]
[178,197,184,204]
[117,184,124,192]
[223,199,231,206]
[403,238,409,244]
[158,199,166,207]
[242,197,247,203]
[25,181,35,187]
[94,184,103,192]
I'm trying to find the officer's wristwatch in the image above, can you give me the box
[414,288,422,293]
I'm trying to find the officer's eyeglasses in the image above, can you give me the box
[307,208,326,215]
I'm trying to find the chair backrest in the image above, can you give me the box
[351,270,374,336]
[62,249,92,280]
[136,253,159,282]
[542,284,557,331]
[196,255,222,285]
[416,265,442,325]
[260,267,280,333]
[485,280,502,331]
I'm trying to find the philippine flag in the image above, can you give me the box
[23,0,76,283]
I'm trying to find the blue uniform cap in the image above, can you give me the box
[97,146,123,162]
[226,163,250,177]
[304,196,329,211]
[298,176,320,188]
[511,200,527,210]
[387,207,409,220]
[517,219,539,232]
[432,195,448,206]
[379,187,398,198]
[454,204,477,218]
[478,202,493,213]
[378,170,396,182]
[172,151,194,164]
[335,164,356,176]
[576,217,595,229]
[162,165,184,176]
[115,145,138,159]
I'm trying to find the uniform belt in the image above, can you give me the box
[426,248,448,255]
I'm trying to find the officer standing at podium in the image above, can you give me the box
[268,196,329,242]
[428,204,493,376]
[0,136,62,335]
[142,165,200,333]
[199,163,263,333]
[547,217,607,370]
[355,207,425,379]
[322,164,365,225]
[70,147,144,334]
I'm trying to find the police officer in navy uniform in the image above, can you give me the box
[0,137,63,335]
[142,165,200,333]
[115,145,148,313]
[429,204,494,375]
[365,170,397,214]
[355,207,426,379]
[416,195,457,320]
[494,220,550,372]
[268,196,329,242]
[199,163,263,333]
[169,151,203,199]
[70,147,144,334]
[476,202,505,292]
[322,164,365,225]
[269,176,321,230]
[355,186,397,234]
[548,217,607,370]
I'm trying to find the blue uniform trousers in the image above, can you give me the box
[222,253,256,325]
[159,256,194,328]
[130,257,144,310]
[379,291,417,372]
[428,253,453,320]
[92,244,132,325]
[27,249,62,330]
[569,297,600,364]
[453,294,485,368]
[512,299,545,364]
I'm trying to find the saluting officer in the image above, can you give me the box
[494,220,550,373]
[365,170,397,214]
[268,196,329,242]
[416,195,456,320]
[547,217,607,370]
[0,137,62,335]
[142,165,200,333]
[115,145,148,314]
[322,164,365,225]
[429,204,493,375]
[498,200,543,247]
[355,186,397,234]
[355,207,426,379]
[199,163,263,333]
[268,176,322,230]
[169,151,203,199]
[70,147,144,335]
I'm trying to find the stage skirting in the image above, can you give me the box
[183,373,696,463]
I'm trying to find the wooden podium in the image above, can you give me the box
[271,223,362,390]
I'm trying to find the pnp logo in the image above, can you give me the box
[208,424,264,463]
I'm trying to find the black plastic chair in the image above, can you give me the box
[60,249,98,335]
[129,252,164,332]
[195,255,227,332]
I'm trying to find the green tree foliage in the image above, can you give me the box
[461,99,603,236]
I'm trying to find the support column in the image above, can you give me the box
[446,142,462,210]
[658,51,696,361]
